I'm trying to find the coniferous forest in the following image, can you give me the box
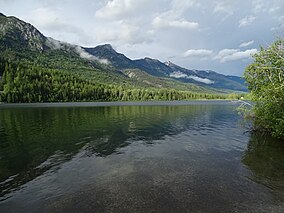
[0,13,246,103]
[0,58,234,103]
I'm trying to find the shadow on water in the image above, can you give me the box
[242,133,284,192]
[1,103,284,212]
[0,104,228,198]
[84,128,130,157]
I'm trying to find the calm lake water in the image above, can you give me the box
[0,101,283,212]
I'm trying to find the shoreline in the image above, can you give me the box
[0,100,241,108]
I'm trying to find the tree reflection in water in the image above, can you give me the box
[242,133,284,192]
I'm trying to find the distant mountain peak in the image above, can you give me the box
[83,43,134,69]
[144,57,160,62]
[144,57,152,60]
[0,13,48,51]
[99,44,115,51]
[0,12,6,17]
[165,60,173,66]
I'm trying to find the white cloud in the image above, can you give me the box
[183,49,213,58]
[1,0,281,75]
[252,0,267,13]
[75,46,109,64]
[213,0,236,18]
[188,75,214,84]
[29,8,80,33]
[239,40,254,48]
[27,7,93,45]
[213,1,233,14]
[215,48,258,63]
[46,37,67,49]
[216,49,239,58]
[170,71,188,78]
[169,71,214,84]
[95,20,153,45]
[213,1,235,23]
[29,7,57,27]
[171,0,200,13]
[216,49,239,59]
[239,16,256,27]
[95,0,151,19]
[152,0,199,31]
[153,17,198,30]
[46,38,109,64]
[269,6,280,14]
[94,0,158,45]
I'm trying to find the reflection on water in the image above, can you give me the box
[0,101,283,212]
[242,133,284,192]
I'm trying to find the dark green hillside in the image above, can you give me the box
[0,59,228,103]
[122,69,210,93]
[0,13,246,102]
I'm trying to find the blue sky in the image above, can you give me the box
[1,0,283,76]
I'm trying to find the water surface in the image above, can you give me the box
[0,101,283,212]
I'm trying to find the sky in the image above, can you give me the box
[0,0,283,76]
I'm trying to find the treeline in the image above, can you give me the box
[244,38,284,139]
[0,59,233,103]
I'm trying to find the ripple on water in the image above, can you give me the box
[0,103,283,212]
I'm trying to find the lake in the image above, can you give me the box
[0,101,283,212]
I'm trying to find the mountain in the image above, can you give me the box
[0,13,48,52]
[85,45,247,92]
[164,61,247,91]
[83,44,134,70]
[134,57,173,77]
[0,13,247,103]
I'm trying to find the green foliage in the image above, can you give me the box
[225,93,245,100]
[244,38,284,138]
[0,59,227,103]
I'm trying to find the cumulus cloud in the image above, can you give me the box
[152,0,199,31]
[95,20,153,45]
[94,0,158,45]
[216,49,239,58]
[215,48,258,63]
[239,16,256,27]
[27,7,94,45]
[152,17,198,30]
[1,0,281,75]
[183,49,213,58]
[239,40,254,48]
[29,8,76,33]
[95,0,151,19]
[29,7,57,27]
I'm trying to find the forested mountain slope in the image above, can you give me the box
[0,13,246,102]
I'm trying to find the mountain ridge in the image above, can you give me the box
[0,14,48,52]
[0,13,247,94]
[82,44,247,91]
